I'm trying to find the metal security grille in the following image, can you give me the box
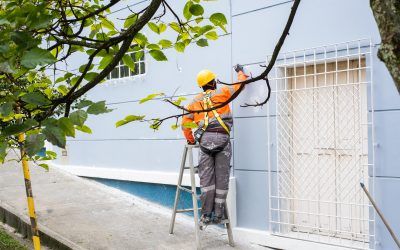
[267,40,375,249]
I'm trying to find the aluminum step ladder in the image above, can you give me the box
[169,144,234,249]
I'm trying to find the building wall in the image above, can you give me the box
[54,1,400,249]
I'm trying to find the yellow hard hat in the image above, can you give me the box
[196,69,216,87]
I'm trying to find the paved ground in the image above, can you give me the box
[0,161,263,250]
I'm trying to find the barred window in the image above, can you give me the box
[107,51,145,79]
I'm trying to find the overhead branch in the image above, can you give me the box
[61,0,121,23]
[163,0,301,115]
[68,0,163,101]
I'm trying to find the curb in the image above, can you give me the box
[0,201,85,250]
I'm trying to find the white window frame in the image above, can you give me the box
[106,50,146,80]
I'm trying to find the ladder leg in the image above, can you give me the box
[189,147,201,250]
[224,203,235,247]
[169,146,188,234]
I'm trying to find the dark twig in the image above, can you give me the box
[157,0,301,127]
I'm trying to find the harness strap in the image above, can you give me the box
[202,91,230,134]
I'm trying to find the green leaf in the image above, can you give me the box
[148,22,159,34]
[98,54,113,70]
[133,33,148,47]
[172,96,187,106]
[135,51,144,61]
[30,14,53,29]
[124,13,138,28]
[183,1,193,20]
[195,17,203,24]
[79,64,94,73]
[159,39,172,49]
[0,62,14,74]
[21,48,56,69]
[43,125,66,148]
[87,101,111,115]
[38,163,49,171]
[84,72,99,82]
[76,100,94,109]
[150,120,160,130]
[57,85,69,96]
[25,134,45,157]
[149,50,167,61]
[0,141,7,163]
[147,44,160,50]
[174,42,186,53]
[171,124,179,130]
[21,92,51,106]
[0,103,13,117]
[199,25,214,35]
[210,13,228,33]
[101,17,115,31]
[139,93,164,104]
[69,110,87,126]
[183,121,198,129]
[205,31,218,40]
[115,115,145,128]
[11,31,39,49]
[189,4,204,16]
[75,125,92,134]
[158,23,167,33]
[2,119,38,136]
[169,22,181,33]
[58,117,75,137]
[196,38,208,47]
[122,54,136,72]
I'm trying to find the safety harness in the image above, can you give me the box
[196,91,231,156]
[202,91,230,134]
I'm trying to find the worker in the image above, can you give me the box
[181,65,248,227]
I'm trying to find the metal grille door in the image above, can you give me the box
[268,40,375,249]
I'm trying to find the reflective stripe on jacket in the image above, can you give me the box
[182,71,249,143]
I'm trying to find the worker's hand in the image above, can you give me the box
[234,64,244,73]
[187,140,196,145]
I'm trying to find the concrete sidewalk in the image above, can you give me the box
[0,162,262,250]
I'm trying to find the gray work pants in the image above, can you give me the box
[198,132,231,217]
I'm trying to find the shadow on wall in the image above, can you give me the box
[91,177,201,215]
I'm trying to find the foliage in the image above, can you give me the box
[0,227,27,250]
[0,0,228,164]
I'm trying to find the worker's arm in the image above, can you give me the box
[222,64,249,97]
[181,104,196,144]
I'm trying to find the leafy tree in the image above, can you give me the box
[0,0,231,163]
[0,1,234,247]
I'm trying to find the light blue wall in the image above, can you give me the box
[57,1,400,249]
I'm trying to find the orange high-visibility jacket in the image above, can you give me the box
[182,71,249,143]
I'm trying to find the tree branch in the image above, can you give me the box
[370,0,400,93]
[68,0,163,101]
[163,0,301,115]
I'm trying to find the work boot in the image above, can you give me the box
[199,214,212,230]
[213,215,226,224]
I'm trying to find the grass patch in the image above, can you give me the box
[0,227,27,250]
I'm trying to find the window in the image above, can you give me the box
[106,51,145,79]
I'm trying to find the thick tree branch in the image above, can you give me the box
[68,0,163,101]
[370,0,400,93]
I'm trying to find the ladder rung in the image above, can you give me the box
[184,166,199,169]
[178,186,193,193]
[220,219,230,224]
[176,208,201,213]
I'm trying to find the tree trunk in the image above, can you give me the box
[370,0,400,93]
